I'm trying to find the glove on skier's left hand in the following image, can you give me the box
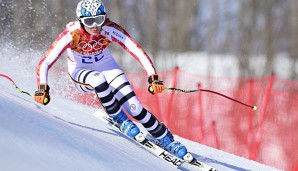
[148,74,164,95]
[34,84,50,105]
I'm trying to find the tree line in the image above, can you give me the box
[1,0,297,79]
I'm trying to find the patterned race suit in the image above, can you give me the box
[36,18,168,139]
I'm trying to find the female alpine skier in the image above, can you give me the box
[34,0,188,158]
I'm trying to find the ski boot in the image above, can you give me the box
[158,130,188,159]
[111,110,140,138]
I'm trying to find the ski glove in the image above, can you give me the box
[34,84,50,105]
[148,74,164,95]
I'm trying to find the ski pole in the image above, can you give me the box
[164,87,257,111]
[0,74,33,97]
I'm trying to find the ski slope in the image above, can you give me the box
[0,49,283,171]
[0,79,282,171]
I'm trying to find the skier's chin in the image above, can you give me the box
[89,30,100,36]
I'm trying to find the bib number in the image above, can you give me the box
[82,55,104,64]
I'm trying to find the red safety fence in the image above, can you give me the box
[57,67,297,171]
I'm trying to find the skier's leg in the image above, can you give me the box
[70,69,140,138]
[108,72,188,158]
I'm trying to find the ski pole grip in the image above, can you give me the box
[148,86,154,94]
[44,98,49,104]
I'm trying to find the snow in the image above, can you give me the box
[0,52,282,171]
[0,87,282,171]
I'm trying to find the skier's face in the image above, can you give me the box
[81,15,105,36]
[84,25,101,36]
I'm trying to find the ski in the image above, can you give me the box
[93,109,219,171]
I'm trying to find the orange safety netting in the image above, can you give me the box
[62,67,298,171]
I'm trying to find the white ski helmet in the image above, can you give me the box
[76,0,106,19]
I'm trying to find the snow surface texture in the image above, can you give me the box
[0,52,282,171]
[0,88,282,171]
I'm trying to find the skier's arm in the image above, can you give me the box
[35,28,72,105]
[103,21,156,76]
[36,29,71,85]
[103,21,164,94]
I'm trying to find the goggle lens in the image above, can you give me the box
[81,15,106,27]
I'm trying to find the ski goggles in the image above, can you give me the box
[81,15,106,28]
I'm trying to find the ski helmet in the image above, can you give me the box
[76,0,106,19]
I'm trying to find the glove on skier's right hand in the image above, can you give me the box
[34,84,50,105]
